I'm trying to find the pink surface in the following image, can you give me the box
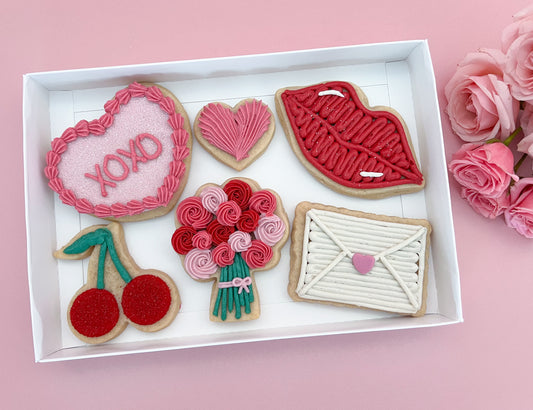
[3,0,533,409]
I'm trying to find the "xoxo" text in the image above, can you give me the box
[85,133,162,197]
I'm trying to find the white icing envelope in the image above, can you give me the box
[290,203,431,316]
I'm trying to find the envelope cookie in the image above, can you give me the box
[288,202,431,316]
[194,99,275,171]
[45,82,192,222]
[54,222,180,344]
[275,81,424,199]
[171,178,289,322]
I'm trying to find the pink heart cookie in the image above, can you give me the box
[45,82,193,222]
[194,99,275,171]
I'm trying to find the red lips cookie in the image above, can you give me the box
[275,81,424,199]
[45,82,192,221]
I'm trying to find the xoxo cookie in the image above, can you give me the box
[45,82,192,222]
[55,222,180,344]
[275,81,424,199]
[171,178,289,322]
[193,99,275,171]
[289,202,431,317]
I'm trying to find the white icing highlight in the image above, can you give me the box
[318,90,345,98]
[296,209,428,314]
[360,171,384,178]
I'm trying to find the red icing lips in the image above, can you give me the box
[278,81,424,196]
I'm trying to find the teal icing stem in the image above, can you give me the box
[96,240,107,290]
[227,262,234,314]
[63,229,107,255]
[104,230,133,284]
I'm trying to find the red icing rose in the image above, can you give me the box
[217,200,242,226]
[192,230,213,250]
[236,209,260,233]
[171,226,197,255]
[211,242,235,267]
[176,197,213,229]
[248,190,277,215]
[242,240,273,269]
[207,220,235,245]
[223,180,252,210]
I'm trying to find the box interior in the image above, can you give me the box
[23,40,462,362]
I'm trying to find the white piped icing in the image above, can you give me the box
[318,90,345,98]
[296,209,428,314]
[360,171,384,178]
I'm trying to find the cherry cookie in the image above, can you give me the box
[275,81,425,199]
[171,178,289,322]
[45,82,192,222]
[55,222,180,344]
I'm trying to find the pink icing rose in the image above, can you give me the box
[502,6,533,102]
[517,103,533,166]
[199,185,228,214]
[184,248,218,280]
[445,49,519,142]
[448,142,518,198]
[504,177,533,238]
[191,230,212,250]
[461,187,510,219]
[254,214,286,246]
[227,231,252,252]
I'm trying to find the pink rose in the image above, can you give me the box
[517,103,533,165]
[504,177,533,237]
[448,142,518,197]
[445,49,519,142]
[502,6,533,101]
[461,187,510,219]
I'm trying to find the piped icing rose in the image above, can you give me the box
[184,248,218,280]
[199,186,228,214]
[223,180,252,210]
[211,242,235,267]
[176,197,213,229]
[227,231,252,252]
[254,215,286,246]
[249,190,277,215]
[242,240,273,269]
[192,230,212,250]
[236,209,260,233]
[171,226,196,255]
[217,200,242,226]
[206,220,235,245]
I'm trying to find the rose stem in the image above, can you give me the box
[227,262,234,314]
[221,264,227,321]
[233,263,241,320]
[236,254,252,314]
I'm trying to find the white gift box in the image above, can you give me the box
[23,40,462,362]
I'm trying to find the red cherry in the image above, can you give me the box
[121,275,171,326]
[69,288,120,338]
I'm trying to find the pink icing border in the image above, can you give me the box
[44,82,190,218]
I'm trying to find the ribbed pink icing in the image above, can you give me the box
[198,100,271,161]
[45,83,190,218]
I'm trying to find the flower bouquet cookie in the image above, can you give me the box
[171,178,289,321]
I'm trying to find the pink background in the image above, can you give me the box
[3,0,533,408]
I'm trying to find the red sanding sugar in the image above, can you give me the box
[121,275,171,325]
[69,288,120,338]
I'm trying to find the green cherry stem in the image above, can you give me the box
[97,240,107,290]
[104,231,132,284]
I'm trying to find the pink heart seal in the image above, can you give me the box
[351,253,375,275]
[44,82,192,221]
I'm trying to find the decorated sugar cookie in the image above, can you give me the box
[55,222,180,344]
[45,82,192,221]
[275,81,425,199]
[193,99,275,171]
[288,202,431,317]
[171,178,289,322]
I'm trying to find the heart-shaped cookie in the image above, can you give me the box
[193,99,275,171]
[45,82,192,222]
[275,81,424,199]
